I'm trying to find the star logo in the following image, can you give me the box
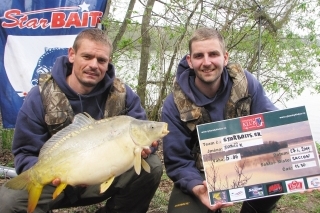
[79,2,90,12]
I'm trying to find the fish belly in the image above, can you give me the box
[58,136,137,186]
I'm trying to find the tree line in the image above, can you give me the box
[105,0,319,121]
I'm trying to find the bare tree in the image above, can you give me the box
[111,0,137,56]
[137,0,156,107]
[148,0,203,120]
[104,0,320,118]
[231,160,252,188]
[103,0,112,18]
[205,158,252,191]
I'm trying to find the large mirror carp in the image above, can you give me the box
[4,113,169,213]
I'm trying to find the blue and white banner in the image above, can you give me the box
[0,0,108,128]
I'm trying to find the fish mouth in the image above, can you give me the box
[162,123,170,136]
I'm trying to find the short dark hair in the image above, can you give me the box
[188,27,226,53]
[73,28,113,53]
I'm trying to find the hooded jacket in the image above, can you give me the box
[161,55,277,194]
[13,56,146,174]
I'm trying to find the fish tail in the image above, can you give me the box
[4,171,44,213]
[4,171,30,190]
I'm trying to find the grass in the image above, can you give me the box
[1,127,320,212]
[148,173,172,213]
[0,128,14,150]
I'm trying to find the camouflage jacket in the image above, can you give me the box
[38,73,126,136]
[173,63,252,170]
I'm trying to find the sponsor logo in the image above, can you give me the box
[174,202,190,207]
[266,182,283,195]
[285,179,305,192]
[247,185,264,198]
[307,176,320,188]
[229,188,246,201]
[1,2,103,29]
[211,191,228,204]
[240,114,265,131]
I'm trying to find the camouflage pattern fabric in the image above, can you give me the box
[173,63,252,171]
[104,78,127,117]
[38,74,126,136]
[39,73,74,136]
[224,63,251,119]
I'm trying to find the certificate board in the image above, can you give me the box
[197,106,320,205]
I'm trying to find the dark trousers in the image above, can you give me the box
[168,184,281,213]
[239,196,282,213]
[0,153,162,213]
[168,184,214,213]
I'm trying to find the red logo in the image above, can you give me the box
[267,183,283,194]
[1,3,102,29]
[240,114,265,132]
[288,180,303,191]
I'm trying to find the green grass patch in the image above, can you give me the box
[277,193,307,210]
[1,128,14,150]
[221,203,242,212]
[148,172,171,213]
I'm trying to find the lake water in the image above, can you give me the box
[276,92,320,142]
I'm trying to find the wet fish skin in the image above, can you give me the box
[4,113,169,213]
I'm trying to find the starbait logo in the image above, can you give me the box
[240,114,265,132]
[1,2,102,29]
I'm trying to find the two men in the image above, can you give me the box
[0,26,282,213]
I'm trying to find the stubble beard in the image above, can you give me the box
[197,69,221,85]
[78,77,98,89]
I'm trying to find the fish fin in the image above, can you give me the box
[4,170,43,213]
[27,182,44,213]
[4,171,29,190]
[134,149,142,175]
[39,113,95,158]
[100,175,115,193]
[52,183,67,199]
[141,158,150,173]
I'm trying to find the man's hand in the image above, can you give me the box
[141,141,158,159]
[192,181,233,211]
[52,178,61,186]
[52,178,87,187]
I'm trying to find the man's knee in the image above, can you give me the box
[0,185,28,212]
[0,190,17,211]
[113,153,162,189]
[144,153,163,182]
[103,154,163,212]
[240,195,282,213]
[168,184,213,213]
[126,153,163,194]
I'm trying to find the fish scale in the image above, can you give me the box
[4,113,169,213]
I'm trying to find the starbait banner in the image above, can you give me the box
[197,106,320,205]
[0,0,107,128]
